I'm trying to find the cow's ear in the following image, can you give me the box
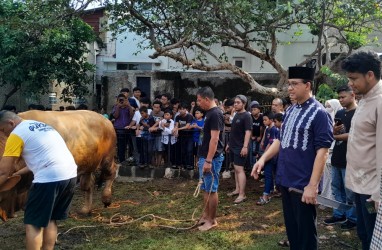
[0,175,21,192]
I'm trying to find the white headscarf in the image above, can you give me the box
[325,99,342,122]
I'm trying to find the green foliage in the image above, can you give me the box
[316,84,338,103]
[345,32,368,49]
[320,66,348,87]
[317,66,348,103]
[0,0,97,103]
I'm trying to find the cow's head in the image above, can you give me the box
[0,133,31,222]
[0,175,21,221]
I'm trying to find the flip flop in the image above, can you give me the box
[227,191,239,197]
[233,196,247,204]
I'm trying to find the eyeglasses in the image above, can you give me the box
[287,81,305,89]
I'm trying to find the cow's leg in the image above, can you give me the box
[8,190,17,218]
[100,159,117,207]
[79,173,94,215]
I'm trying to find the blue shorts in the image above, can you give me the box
[24,177,76,228]
[198,154,224,192]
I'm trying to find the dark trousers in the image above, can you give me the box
[179,135,193,167]
[280,186,317,250]
[138,135,153,165]
[354,193,377,250]
[173,134,193,167]
[116,129,128,163]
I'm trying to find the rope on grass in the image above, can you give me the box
[64,171,215,232]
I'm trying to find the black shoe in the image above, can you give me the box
[323,216,347,225]
[340,220,356,230]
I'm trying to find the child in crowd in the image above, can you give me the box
[273,113,283,130]
[173,102,194,169]
[257,111,279,205]
[271,112,283,198]
[159,109,177,166]
[149,100,164,167]
[190,108,205,169]
[128,97,152,166]
[138,106,155,168]
[250,102,264,166]
[170,98,180,118]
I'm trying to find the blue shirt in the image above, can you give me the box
[263,126,279,149]
[191,119,205,144]
[276,98,333,191]
[264,125,279,164]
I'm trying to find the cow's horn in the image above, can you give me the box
[0,175,21,192]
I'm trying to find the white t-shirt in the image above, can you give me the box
[3,120,77,183]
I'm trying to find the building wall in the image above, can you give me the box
[100,70,279,113]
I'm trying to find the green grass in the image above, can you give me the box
[0,177,361,249]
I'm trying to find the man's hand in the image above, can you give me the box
[251,159,264,180]
[172,128,178,137]
[240,147,248,157]
[203,161,212,173]
[366,198,380,212]
[302,184,318,204]
[333,124,345,135]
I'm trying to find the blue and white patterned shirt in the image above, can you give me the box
[276,97,334,191]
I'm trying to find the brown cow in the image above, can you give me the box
[0,133,31,221]
[0,110,117,221]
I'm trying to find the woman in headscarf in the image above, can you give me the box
[325,99,343,122]
[321,99,343,199]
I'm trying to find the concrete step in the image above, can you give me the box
[117,163,198,179]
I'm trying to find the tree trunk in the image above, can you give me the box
[1,86,20,109]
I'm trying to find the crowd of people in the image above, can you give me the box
[109,51,382,249]
[1,50,382,249]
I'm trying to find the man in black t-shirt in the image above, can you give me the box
[324,85,357,230]
[196,87,224,231]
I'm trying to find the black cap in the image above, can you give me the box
[250,100,261,109]
[288,67,315,81]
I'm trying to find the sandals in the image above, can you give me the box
[256,196,271,205]
[278,239,290,247]
[233,196,247,204]
[227,191,239,197]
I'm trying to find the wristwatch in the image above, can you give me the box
[205,160,212,164]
